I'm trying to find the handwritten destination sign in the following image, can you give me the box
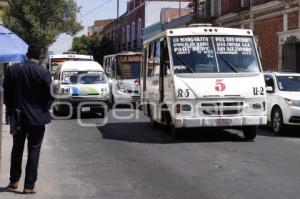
[214,37,252,55]
[172,37,213,55]
[172,36,254,56]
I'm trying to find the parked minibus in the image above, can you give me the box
[141,24,267,140]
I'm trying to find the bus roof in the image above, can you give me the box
[50,54,93,60]
[104,51,141,59]
[60,61,103,71]
[143,27,254,44]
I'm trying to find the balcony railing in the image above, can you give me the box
[253,0,276,6]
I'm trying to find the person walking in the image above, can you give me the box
[3,45,52,194]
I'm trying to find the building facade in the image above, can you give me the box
[103,0,191,53]
[87,19,114,36]
[205,0,300,72]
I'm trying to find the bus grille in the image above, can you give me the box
[200,102,244,116]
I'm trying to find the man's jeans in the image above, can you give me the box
[10,125,45,188]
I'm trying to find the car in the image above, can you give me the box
[264,72,300,135]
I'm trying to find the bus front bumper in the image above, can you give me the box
[173,115,267,128]
[55,97,110,113]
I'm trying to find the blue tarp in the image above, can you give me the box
[0,25,28,63]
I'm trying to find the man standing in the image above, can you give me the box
[3,45,52,194]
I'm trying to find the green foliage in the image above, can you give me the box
[71,34,113,64]
[0,7,4,17]
[3,0,83,48]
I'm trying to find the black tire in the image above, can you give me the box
[271,107,285,136]
[243,126,258,141]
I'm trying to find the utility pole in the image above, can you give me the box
[179,0,181,17]
[193,0,199,23]
[114,0,120,53]
[117,0,119,23]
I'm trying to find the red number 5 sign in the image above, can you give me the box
[215,79,226,92]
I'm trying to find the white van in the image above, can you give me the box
[103,52,141,107]
[52,61,110,116]
[141,25,267,140]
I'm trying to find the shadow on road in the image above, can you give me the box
[258,126,300,138]
[97,122,247,144]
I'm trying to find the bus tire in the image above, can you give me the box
[242,126,257,141]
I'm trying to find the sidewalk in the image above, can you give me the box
[0,118,104,199]
[0,123,30,198]
[0,123,60,199]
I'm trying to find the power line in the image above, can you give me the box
[78,0,112,20]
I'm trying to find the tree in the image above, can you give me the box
[71,34,113,64]
[3,0,83,48]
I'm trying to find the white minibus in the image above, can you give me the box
[52,61,110,116]
[103,52,141,107]
[141,25,267,140]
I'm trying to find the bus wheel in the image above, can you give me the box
[242,126,257,141]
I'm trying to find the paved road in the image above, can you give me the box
[1,109,300,199]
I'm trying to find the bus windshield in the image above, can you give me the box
[49,55,93,72]
[61,71,106,85]
[116,55,141,80]
[171,36,260,73]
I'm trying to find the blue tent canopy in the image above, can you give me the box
[0,25,28,63]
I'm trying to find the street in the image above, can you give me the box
[1,109,300,199]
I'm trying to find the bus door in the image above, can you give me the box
[159,38,170,103]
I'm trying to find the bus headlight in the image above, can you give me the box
[251,102,265,111]
[182,104,192,112]
[176,104,192,113]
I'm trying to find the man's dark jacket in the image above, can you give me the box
[3,60,52,126]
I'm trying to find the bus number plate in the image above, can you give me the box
[216,119,231,126]
[82,107,91,112]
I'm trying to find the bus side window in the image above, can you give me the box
[162,39,170,76]
[111,58,116,79]
[147,43,154,77]
[147,41,160,77]
[142,47,147,78]
[154,41,161,76]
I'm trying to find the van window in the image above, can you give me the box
[61,71,106,84]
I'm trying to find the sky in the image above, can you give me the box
[49,0,127,54]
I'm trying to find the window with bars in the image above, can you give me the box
[132,22,136,49]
